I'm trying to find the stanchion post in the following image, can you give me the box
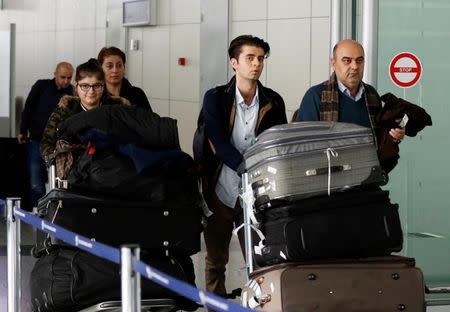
[241,173,254,275]
[48,163,56,190]
[133,247,141,312]
[6,198,21,312]
[121,245,139,312]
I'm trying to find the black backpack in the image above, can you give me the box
[192,108,219,197]
[192,108,212,174]
[192,109,205,164]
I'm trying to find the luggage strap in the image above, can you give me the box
[243,278,271,309]
[35,199,63,257]
[233,222,266,255]
[306,147,343,196]
[239,185,257,225]
[237,180,267,255]
[326,147,339,196]
[45,200,63,253]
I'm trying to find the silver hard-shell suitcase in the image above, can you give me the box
[244,121,385,201]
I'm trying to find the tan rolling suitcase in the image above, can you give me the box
[242,256,425,312]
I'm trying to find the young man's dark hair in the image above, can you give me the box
[227,35,271,60]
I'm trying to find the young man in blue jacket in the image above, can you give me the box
[201,35,287,297]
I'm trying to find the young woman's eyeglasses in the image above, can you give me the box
[78,83,104,91]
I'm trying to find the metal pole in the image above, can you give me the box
[132,247,141,312]
[121,246,137,312]
[330,0,342,70]
[342,0,353,40]
[6,198,21,312]
[241,173,254,275]
[48,163,56,191]
[361,0,379,87]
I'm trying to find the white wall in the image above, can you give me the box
[126,0,201,154]
[0,25,11,137]
[230,0,330,121]
[0,0,107,107]
[0,0,108,138]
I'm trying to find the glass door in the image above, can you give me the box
[356,0,450,306]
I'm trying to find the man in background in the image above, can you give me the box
[18,61,73,207]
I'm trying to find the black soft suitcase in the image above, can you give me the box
[244,122,386,201]
[35,182,203,256]
[253,188,403,266]
[30,247,199,312]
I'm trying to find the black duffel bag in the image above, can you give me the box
[67,149,159,201]
[30,247,198,312]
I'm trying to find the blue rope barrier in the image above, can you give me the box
[13,207,121,263]
[12,206,253,312]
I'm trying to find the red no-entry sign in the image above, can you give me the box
[389,52,422,88]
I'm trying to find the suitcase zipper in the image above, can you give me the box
[256,122,370,140]
[246,131,373,158]
[247,143,376,172]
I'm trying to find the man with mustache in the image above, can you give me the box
[295,39,404,142]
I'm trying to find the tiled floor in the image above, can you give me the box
[191,236,247,311]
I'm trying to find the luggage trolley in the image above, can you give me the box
[238,122,446,311]
[78,299,177,312]
[27,160,201,312]
[3,198,179,312]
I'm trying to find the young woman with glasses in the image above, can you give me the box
[40,58,130,160]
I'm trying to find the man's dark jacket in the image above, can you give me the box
[376,92,432,172]
[202,76,287,195]
[20,79,73,141]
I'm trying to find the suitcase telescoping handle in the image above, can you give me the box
[48,162,57,190]
[306,164,351,176]
[241,172,255,276]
